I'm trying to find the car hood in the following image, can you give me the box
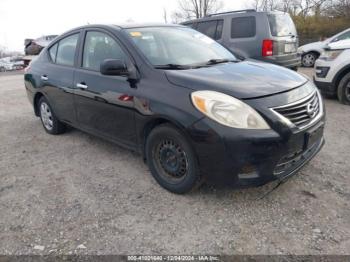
[298,41,325,52]
[165,60,308,99]
[328,39,350,50]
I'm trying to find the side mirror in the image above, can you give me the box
[100,59,129,76]
[331,38,338,43]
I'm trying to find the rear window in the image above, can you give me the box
[216,20,224,40]
[231,17,256,38]
[267,13,297,37]
[196,20,223,40]
[48,43,58,62]
[55,34,79,66]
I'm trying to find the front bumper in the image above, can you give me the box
[314,78,336,95]
[313,59,337,95]
[188,112,325,188]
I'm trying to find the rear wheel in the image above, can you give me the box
[302,52,318,67]
[337,72,350,105]
[145,124,202,194]
[38,96,66,134]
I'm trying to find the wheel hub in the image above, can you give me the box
[40,102,53,130]
[303,54,315,67]
[157,140,188,178]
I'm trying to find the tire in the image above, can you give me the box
[145,124,202,194]
[302,52,318,67]
[337,72,350,105]
[38,96,66,134]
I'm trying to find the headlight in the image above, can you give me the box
[191,90,270,129]
[320,50,343,61]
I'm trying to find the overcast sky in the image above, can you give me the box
[0,0,247,52]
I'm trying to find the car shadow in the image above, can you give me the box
[59,125,302,203]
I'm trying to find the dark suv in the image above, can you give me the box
[24,24,324,194]
[182,10,301,69]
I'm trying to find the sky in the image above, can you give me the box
[0,0,247,52]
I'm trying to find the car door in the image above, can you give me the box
[42,32,80,124]
[73,29,137,148]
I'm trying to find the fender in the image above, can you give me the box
[332,64,350,88]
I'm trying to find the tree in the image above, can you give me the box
[326,0,350,17]
[163,8,168,23]
[249,0,331,17]
[0,45,7,59]
[171,0,224,22]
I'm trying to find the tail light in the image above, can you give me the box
[262,39,273,57]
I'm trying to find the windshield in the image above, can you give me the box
[267,13,297,37]
[125,27,236,67]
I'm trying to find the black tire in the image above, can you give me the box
[301,52,318,67]
[337,72,350,105]
[145,124,202,194]
[38,96,66,134]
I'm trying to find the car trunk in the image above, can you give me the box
[267,13,298,56]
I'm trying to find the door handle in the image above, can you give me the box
[41,75,48,81]
[76,83,88,89]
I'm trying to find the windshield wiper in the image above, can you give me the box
[206,58,238,65]
[154,64,191,70]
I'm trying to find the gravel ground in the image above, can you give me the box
[0,69,349,255]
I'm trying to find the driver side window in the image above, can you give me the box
[82,31,127,71]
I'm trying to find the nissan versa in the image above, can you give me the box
[24,24,325,194]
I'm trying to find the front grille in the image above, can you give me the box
[272,91,321,128]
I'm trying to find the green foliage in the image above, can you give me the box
[294,14,350,42]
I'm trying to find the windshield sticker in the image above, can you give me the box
[130,32,142,37]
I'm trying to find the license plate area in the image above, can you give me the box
[285,43,296,53]
[304,125,323,150]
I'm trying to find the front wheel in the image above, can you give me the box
[301,52,318,67]
[337,72,350,105]
[145,124,202,194]
[38,96,66,134]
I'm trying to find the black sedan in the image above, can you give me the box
[24,24,325,194]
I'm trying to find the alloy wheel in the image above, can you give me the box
[346,81,350,101]
[40,102,53,131]
[302,53,316,67]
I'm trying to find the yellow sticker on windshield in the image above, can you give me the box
[130,32,142,37]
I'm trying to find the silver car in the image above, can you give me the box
[182,9,301,70]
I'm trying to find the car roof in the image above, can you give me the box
[114,23,183,29]
[66,23,184,32]
[181,10,287,23]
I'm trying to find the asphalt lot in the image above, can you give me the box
[0,69,349,255]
